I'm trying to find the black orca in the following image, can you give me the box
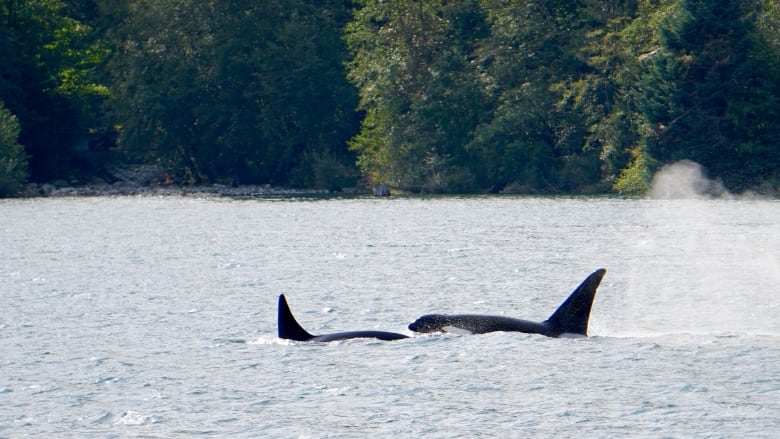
[277,294,409,342]
[408,268,606,338]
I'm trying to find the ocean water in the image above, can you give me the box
[1,196,778,438]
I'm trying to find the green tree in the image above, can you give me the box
[638,0,780,190]
[109,0,221,183]
[211,1,360,188]
[0,101,28,196]
[467,0,604,192]
[0,0,108,180]
[346,0,491,192]
[110,0,360,188]
[345,0,633,193]
[556,0,673,194]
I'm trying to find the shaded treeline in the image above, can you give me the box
[1,0,778,196]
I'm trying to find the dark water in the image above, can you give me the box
[1,197,778,437]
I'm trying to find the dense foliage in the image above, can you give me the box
[0,0,778,195]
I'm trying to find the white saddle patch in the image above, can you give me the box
[443,326,474,335]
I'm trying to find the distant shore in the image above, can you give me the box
[11,164,778,199]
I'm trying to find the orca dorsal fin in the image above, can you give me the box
[278,294,315,341]
[544,269,606,336]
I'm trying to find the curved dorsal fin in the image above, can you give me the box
[545,269,606,336]
[278,294,315,341]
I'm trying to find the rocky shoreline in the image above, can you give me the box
[14,165,345,198]
[12,164,777,199]
[18,181,338,198]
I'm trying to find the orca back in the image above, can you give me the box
[544,268,606,336]
[278,294,315,341]
[277,294,408,342]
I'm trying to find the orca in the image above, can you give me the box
[408,268,606,338]
[277,294,409,342]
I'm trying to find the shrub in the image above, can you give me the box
[0,103,29,197]
[613,146,651,195]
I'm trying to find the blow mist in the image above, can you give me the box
[617,161,780,336]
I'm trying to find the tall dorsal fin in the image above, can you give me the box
[544,269,606,336]
[278,294,315,341]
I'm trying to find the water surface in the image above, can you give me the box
[1,196,778,437]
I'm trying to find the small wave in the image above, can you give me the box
[247,336,291,345]
[594,330,780,340]
[226,338,247,344]
[93,376,118,385]
[113,410,160,426]
[220,261,243,269]
[88,411,112,425]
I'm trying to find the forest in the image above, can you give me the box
[1,0,779,196]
